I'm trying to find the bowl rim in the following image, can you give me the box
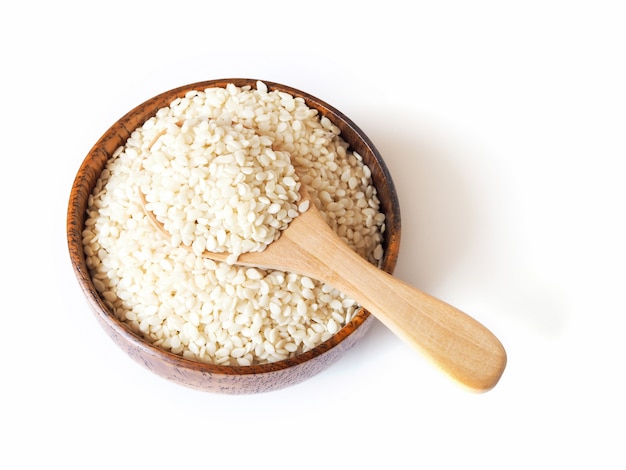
[66,78,401,379]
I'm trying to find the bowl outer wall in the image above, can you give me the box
[66,78,401,394]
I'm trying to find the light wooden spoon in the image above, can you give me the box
[141,183,507,392]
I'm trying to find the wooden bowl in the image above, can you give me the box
[67,79,401,394]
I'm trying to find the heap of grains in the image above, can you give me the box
[83,81,386,366]
[140,117,303,264]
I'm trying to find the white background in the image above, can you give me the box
[3,1,625,468]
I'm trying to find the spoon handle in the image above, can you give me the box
[330,249,507,392]
[280,209,507,392]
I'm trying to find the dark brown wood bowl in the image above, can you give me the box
[66,79,401,394]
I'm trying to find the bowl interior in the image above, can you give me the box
[67,78,401,393]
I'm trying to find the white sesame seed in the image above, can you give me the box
[83,81,387,366]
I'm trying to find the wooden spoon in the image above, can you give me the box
[140,183,507,392]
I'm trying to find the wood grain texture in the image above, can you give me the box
[66,78,401,394]
[204,189,506,392]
